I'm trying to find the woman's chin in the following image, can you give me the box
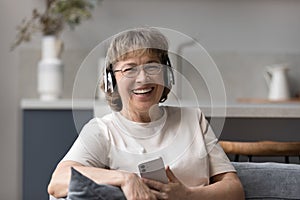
[134,103,156,113]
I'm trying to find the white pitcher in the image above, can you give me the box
[264,64,290,100]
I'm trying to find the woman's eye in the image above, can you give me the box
[123,67,136,73]
[145,64,160,71]
[147,66,159,70]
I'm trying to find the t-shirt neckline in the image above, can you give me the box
[112,107,167,139]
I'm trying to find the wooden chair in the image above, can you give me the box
[219,140,300,163]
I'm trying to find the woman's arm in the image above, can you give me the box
[189,172,245,200]
[143,167,244,200]
[48,160,157,200]
[48,160,125,198]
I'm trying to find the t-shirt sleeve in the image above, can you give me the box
[198,110,236,177]
[61,118,110,168]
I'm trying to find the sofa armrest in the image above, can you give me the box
[232,162,300,200]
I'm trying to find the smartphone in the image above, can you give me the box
[138,157,168,184]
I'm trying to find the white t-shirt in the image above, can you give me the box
[62,106,235,187]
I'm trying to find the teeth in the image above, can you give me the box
[133,88,152,94]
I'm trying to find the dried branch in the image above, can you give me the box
[11,0,101,51]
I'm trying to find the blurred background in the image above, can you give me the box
[1,0,300,199]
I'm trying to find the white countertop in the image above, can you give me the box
[21,98,98,110]
[21,99,300,118]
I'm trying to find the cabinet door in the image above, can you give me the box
[23,109,93,200]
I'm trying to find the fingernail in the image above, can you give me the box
[162,192,168,199]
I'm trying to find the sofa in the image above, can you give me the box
[50,162,300,200]
[231,162,300,200]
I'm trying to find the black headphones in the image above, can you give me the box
[104,54,175,93]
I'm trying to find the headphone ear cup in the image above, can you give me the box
[104,69,115,93]
[163,55,175,88]
[168,67,175,86]
[165,66,175,88]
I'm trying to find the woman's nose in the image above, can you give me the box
[135,68,148,82]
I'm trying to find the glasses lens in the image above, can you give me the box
[144,64,162,75]
[121,66,138,78]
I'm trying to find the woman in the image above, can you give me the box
[48,27,244,200]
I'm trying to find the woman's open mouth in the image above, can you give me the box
[132,87,154,95]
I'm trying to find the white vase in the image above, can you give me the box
[37,35,64,101]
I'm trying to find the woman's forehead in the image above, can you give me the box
[115,55,159,68]
[117,49,161,62]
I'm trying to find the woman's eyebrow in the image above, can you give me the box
[146,60,160,64]
[124,60,159,66]
[123,62,137,67]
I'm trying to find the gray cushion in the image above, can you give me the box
[232,162,300,200]
[66,167,126,200]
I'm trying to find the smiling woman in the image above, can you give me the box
[48,27,244,200]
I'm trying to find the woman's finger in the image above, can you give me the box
[142,178,163,191]
[166,166,178,182]
[151,189,168,200]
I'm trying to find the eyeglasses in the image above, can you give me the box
[113,63,164,78]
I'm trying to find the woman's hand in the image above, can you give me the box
[142,166,191,200]
[121,172,157,200]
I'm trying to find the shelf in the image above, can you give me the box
[237,98,300,104]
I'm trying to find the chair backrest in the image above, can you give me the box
[220,141,300,156]
[219,140,300,163]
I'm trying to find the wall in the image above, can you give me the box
[19,0,300,102]
[1,0,300,198]
[0,0,31,199]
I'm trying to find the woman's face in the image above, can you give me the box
[113,53,165,115]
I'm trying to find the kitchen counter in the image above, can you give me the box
[21,99,300,118]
